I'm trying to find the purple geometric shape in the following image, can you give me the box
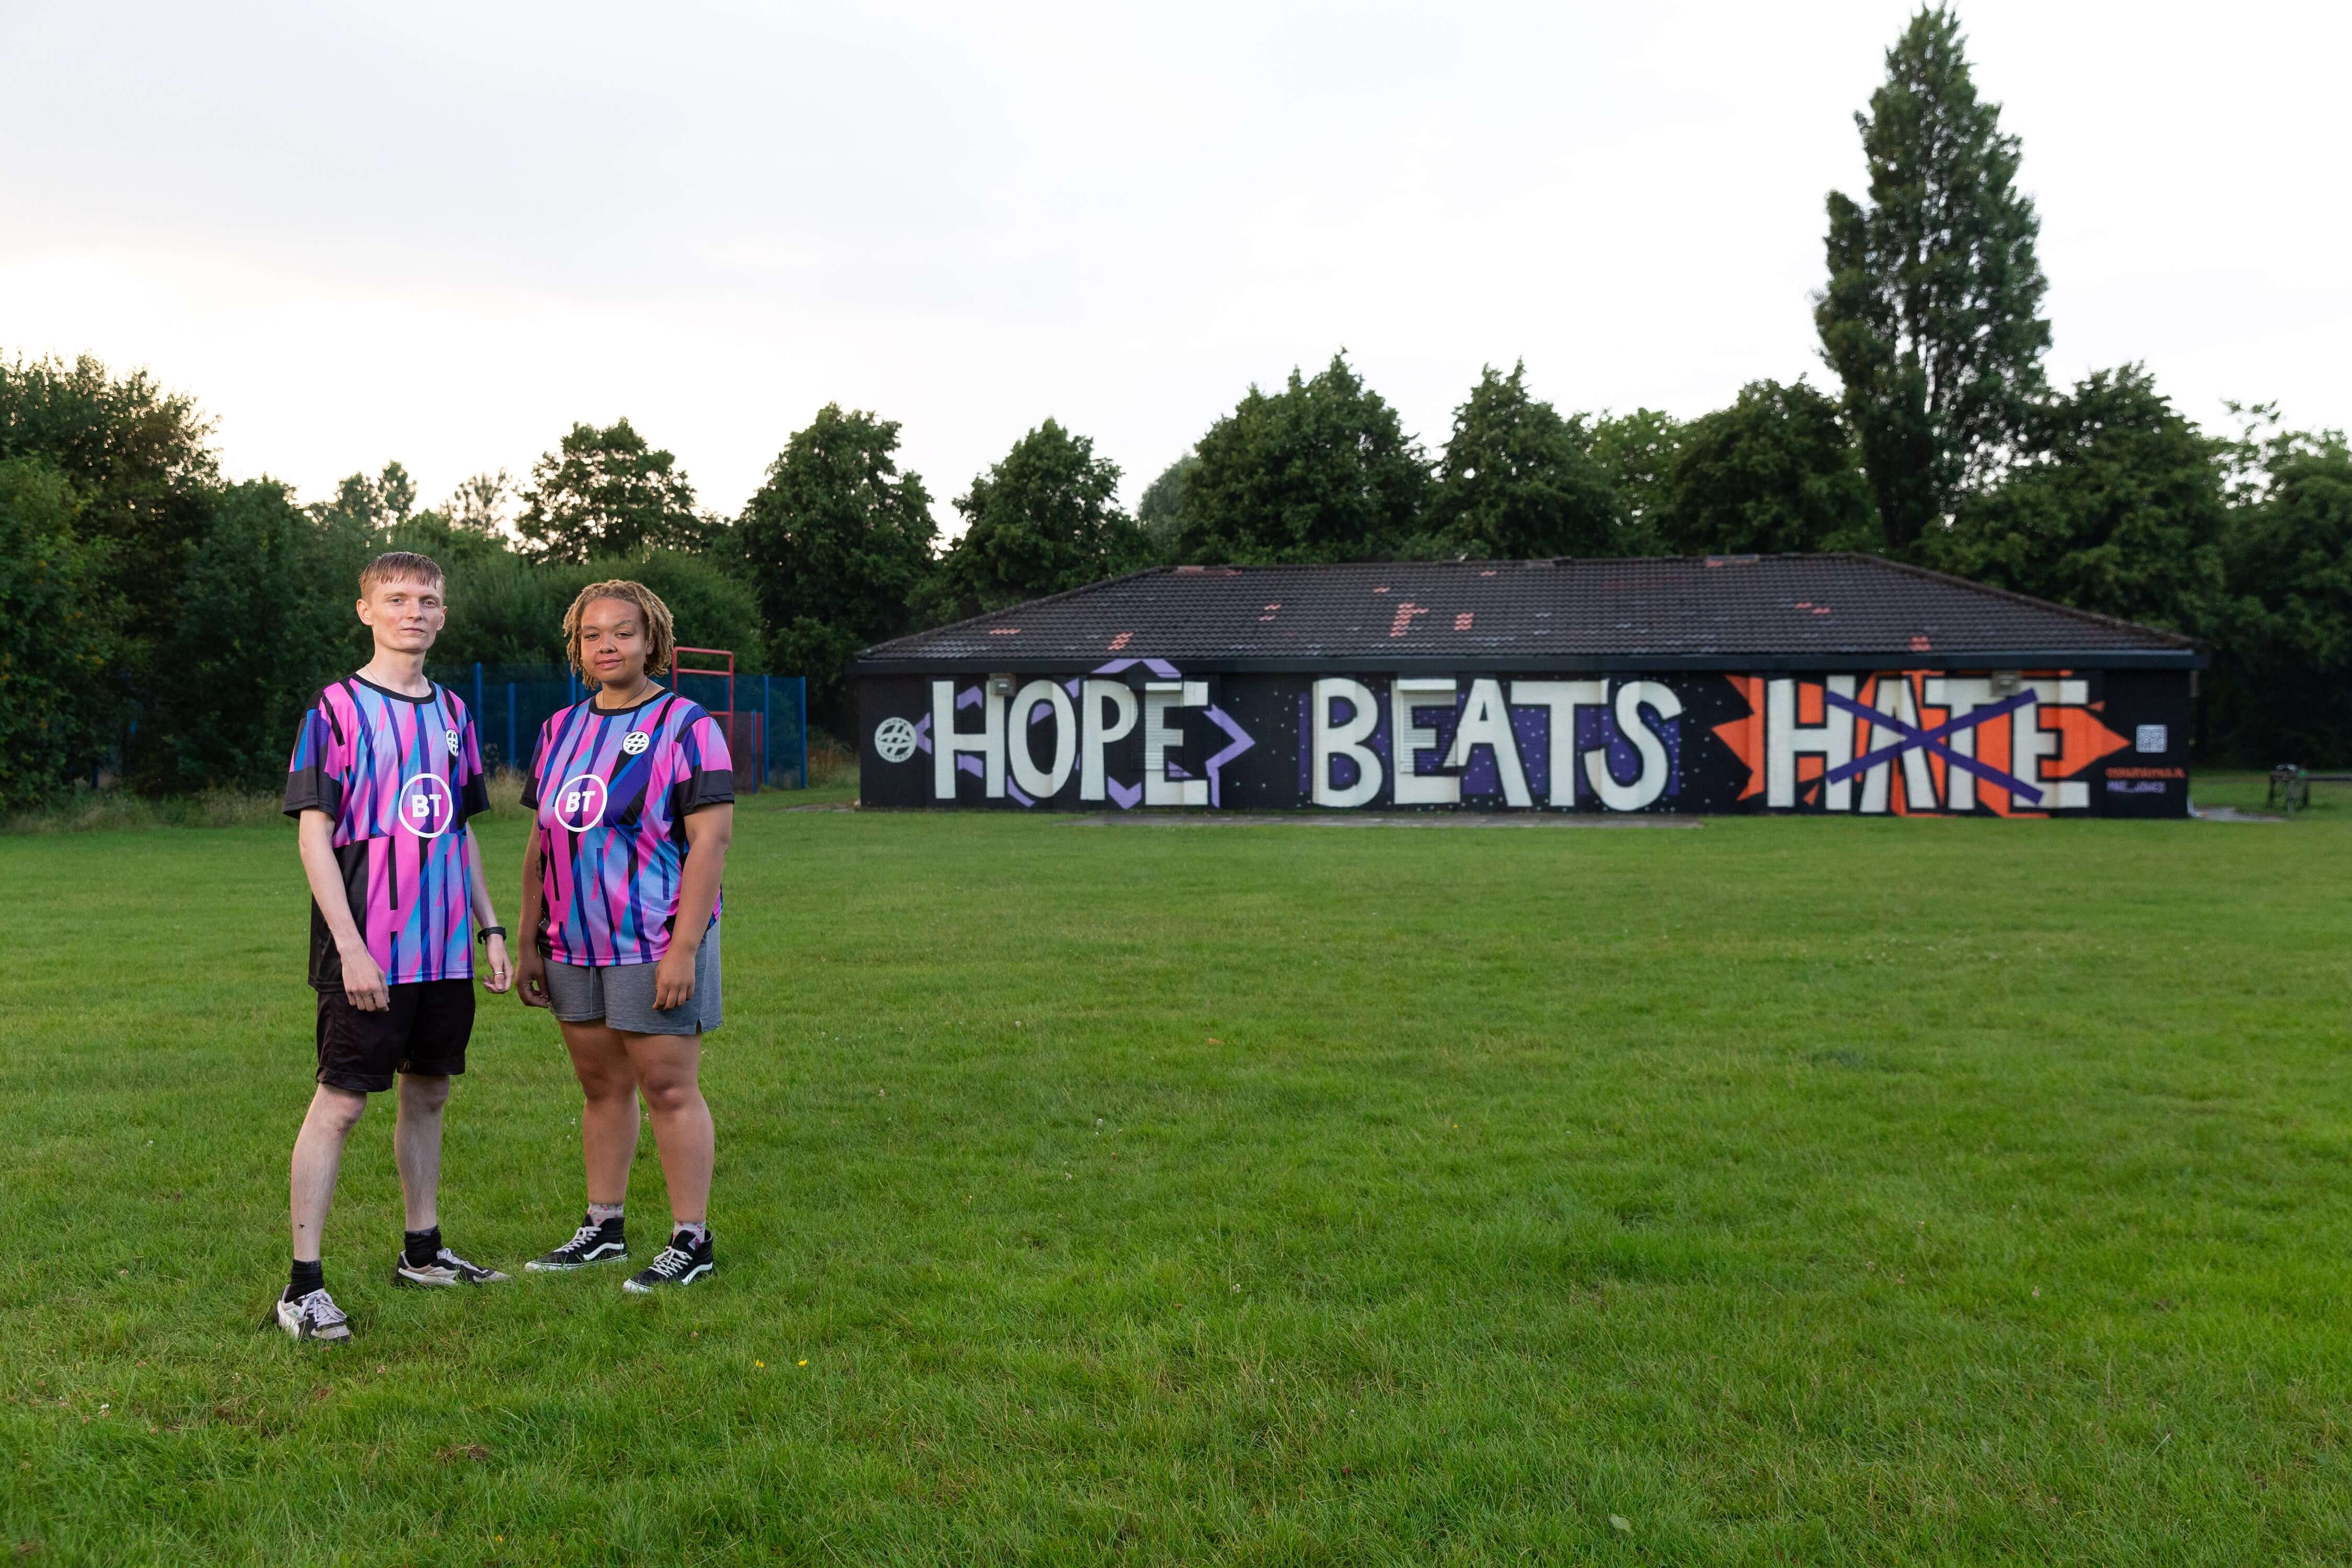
[956,685,982,711]
[1511,702,1550,800]
[1203,705,1254,808]
[1106,778,1141,810]
[956,754,983,778]
[1008,781,1034,807]
[914,712,933,755]
[1297,691,1311,796]
[1821,687,2038,802]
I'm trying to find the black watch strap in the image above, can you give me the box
[478,925,508,944]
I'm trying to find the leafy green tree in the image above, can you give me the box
[1657,380,1881,556]
[147,480,369,792]
[2207,419,2352,764]
[921,420,1142,624]
[313,460,419,532]
[1926,367,2227,637]
[1586,408,1682,554]
[518,419,713,561]
[1816,6,2050,554]
[737,404,937,731]
[1175,353,1430,564]
[0,352,218,773]
[1137,453,1198,561]
[0,458,113,809]
[1415,364,1622,559]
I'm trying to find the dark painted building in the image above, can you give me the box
[852,554,2203,818]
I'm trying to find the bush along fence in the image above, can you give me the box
[429,662,809,791]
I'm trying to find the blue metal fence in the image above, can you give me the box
[428,662,807,790]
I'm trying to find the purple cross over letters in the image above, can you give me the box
[1820,686,2043,805]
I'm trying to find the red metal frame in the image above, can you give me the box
[674,645,756,793]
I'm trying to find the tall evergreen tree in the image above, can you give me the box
[923,420,1141,623]
[737,403,936,731]
[1816,6,2050,555]
[1422,363,1620,558]
[1175,354,1429,565]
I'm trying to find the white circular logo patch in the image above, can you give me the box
[873,716,918,764]
[445,727,462,757]
[621,731,651,756]
[554,773,608,831]
[397,773,455,838]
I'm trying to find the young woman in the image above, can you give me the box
[514,580,734,1290]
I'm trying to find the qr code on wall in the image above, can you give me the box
[2135,724,2167,754]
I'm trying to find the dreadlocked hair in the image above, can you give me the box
[562,579,677,679]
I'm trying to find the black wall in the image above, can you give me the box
[858,666,2193,818]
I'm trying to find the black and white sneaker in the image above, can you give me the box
[525,1214,629,1272]
[621,1229,713,1293]
[393,1246,510,1287]
[276,1287,352,1342]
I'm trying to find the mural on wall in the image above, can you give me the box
[858,661,2192,817]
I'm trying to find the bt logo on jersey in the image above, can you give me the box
[554,773,608,831]
[397,774,455,837]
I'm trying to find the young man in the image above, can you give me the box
[276,551,514,1342]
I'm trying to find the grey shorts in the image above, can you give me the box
[545,927,723,1035]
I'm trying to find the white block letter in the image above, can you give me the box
[933,679,1003,800]
[1511,679,1607,808]
[1143,680,1208,807]
[1079,679,1138,802]
[1312,677,1383,809]
[1588,681,1682,812]
[1767,675,1855,810]
[1858,675,1939,814]
[1922,676,1993,812]
[1008,680,1077,800]
[1440,677,1531,808]
[1391,677,1459,806]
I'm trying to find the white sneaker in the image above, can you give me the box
[275,1287,352,1342]
[393,1247,511,1287]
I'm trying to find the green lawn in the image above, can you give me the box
[4,782,2350,1564]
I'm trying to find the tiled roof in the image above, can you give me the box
[856,555,2201,672]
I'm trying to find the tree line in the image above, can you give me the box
[2,7,2346,811]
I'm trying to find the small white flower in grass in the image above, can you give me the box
[1610,1515,1632,1534]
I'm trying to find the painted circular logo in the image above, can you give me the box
[444,727,462,757]
[873,716,918,764]
[554,773,608,831]
[621,730,651,756]
[396,773,455,838]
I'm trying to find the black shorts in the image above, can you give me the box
[314,979,475,1094]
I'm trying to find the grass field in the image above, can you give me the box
[5,778,2350,1564]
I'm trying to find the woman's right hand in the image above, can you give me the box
[516,948,551,1009]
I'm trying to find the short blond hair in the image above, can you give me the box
[359,550,443,598]
[562,579,676,678]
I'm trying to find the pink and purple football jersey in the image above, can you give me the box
[524,690,734,967]
[283,676,491,989]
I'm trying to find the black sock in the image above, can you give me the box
[403,1226,443,1267]
[286,1258,325,1302]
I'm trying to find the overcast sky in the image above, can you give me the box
[4,2,2345,533]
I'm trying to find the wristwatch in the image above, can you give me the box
[478,925,508,944]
